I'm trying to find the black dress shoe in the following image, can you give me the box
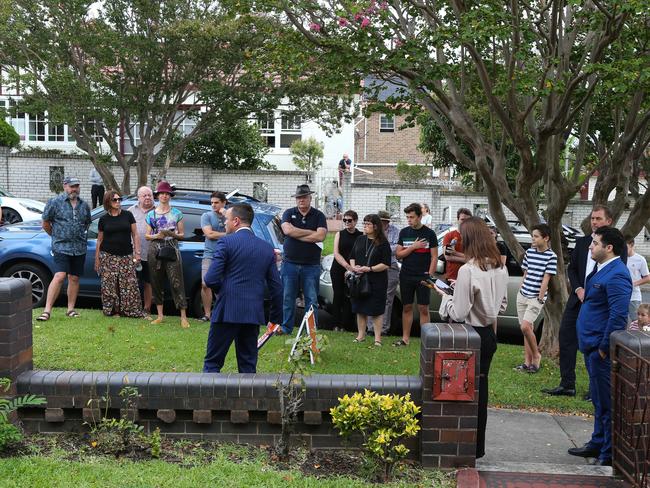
[542,386,576,397]
[583,392,591,401]
[568,444,600,458]
[592,458,612,466]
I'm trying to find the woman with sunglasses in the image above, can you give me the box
[94,190,147,318]
[330,210,362,331]
[349,214,391,345]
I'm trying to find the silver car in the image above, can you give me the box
[318,227,578,338]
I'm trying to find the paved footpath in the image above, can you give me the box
[456,408,626,488]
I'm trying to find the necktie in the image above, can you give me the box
[585,264,598,284]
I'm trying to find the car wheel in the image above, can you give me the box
[1,208,22,225]
[5,262,51,308]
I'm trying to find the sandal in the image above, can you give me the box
[65,310,80,318]
[513,364,530,372]
[527,365,540,374]
[150,317,164,325]
[352,337,366,343]
[374,341,382,347]
[392,339,409,347]
[199,315,210,322]
[36,311,50,322]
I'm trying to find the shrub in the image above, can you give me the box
[0,119,20,149]
[290,137,324,173]
[330,389,420,482]
[396,159,430,184]
[0,377,47,450]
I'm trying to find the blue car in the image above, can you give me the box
[0,189,285,317]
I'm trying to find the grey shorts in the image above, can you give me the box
[201,258,212,283]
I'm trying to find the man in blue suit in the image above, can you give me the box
[203,203,283,373]
[568,226,632,466]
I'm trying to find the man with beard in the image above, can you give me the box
[36,176,92,321]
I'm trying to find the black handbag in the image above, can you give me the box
[346,272,371,299]
[156,243,177,261]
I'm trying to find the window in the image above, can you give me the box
[122,123,141,155]
[253,182,268,202]
[380,114,394,132]
[280,114,301,148]
[258,113,275,148]
[176,110,197,136]
[28,113,46,141]
[9,104,26,141]
[385,196,401,217]
[179,211,205,242]
[48,123,65,142]
[49,166,64,194]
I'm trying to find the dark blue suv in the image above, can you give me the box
[0,189,285,316]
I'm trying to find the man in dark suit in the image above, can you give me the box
[203,203,283,373]
[542,205,621,397]
[568,226,632,466]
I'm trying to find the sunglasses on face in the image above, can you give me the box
[342,218,354,223]
[363,221,373,226]
[112,197,123,202]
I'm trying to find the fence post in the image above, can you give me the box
[419,323,481,469]
[0,278,33,394]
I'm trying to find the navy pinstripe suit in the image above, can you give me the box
[203,227,283,373]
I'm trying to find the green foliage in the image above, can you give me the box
[178,120,272,170]
[395,160,429,184]
[0,119,19,149]
[290,137,324,173]
[330,389,420,482]
[150,428,162,459]
[0,378,47,423]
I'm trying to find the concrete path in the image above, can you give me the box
[477,408,613,476]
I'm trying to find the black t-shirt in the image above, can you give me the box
[397,225,438,276]
[282,206,327,265]
[339,158,351,169]
[98,210,136,256]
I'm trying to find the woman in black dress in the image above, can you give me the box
[350,214,391,346]
[330,210,362,331]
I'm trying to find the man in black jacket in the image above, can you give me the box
[542,205,626,397]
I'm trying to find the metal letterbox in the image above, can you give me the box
[432,351,475,401]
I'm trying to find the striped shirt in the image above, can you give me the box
[521,248,558,298]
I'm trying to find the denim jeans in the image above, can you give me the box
[281,261,320,334]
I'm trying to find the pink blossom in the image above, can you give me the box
[354,13,364,21]
[309,22,321,32]
[380,1,388,10]
[360,17,370,28]
[338,17,349,26]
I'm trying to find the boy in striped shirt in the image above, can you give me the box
[515,223,558,373]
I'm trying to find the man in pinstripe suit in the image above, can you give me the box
[203,203,283,373]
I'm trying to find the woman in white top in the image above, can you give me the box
[434,217,508,459]
[421,203,433,227]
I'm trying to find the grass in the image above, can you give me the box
[323,232,335,256]
[0,454,453,488]
[32,309,591,414]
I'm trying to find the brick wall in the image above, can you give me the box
[355,114,426,165]
[1,154,310,212]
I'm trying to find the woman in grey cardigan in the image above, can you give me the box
[433,217,508,459]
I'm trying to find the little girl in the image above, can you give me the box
[629,303,650,332]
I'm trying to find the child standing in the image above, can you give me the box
[515,224,558,373]
[625,238,650,321]
[628,303,650,332]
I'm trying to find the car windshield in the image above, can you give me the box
[0,186,15,197]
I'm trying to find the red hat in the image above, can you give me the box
[154,181,175,197]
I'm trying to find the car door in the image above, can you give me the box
[79,208,106,298]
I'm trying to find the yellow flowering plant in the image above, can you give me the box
[330,389,420,482]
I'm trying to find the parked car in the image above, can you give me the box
[0,187,46,225]
[318,224,580,338]
[0,189,285,316]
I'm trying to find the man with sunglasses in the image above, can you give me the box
[37,176,91,321]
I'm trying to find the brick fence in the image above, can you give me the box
[2,277,481,469]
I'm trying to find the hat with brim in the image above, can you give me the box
[154,181,175,197]
[291,184,315,198]
[63,176,81,186]
[377,210,392,221]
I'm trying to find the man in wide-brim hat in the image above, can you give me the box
[279,184,327,334]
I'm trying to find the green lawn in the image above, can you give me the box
[323,232,335,256]
[31,309,591,414]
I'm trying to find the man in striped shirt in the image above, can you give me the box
[515,223,558,373]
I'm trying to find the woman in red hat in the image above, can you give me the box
[145,181,190,328]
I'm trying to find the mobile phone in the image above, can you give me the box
[435,279,454,295]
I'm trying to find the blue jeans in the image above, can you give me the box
[281,261,320,334]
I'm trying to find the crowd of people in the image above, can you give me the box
[29,174,649,463]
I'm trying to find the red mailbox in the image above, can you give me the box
[432,351,475,401]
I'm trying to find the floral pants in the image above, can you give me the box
[99,252,146,317]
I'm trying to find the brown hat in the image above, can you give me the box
[154,181,175,197]
[377,210,392,221]
[291,184,315,198]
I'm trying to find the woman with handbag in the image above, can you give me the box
[330,210,362,331]
[433,217,508,459]
[349,214,391,346]
[145,181,190,328]
[94,190,147,318]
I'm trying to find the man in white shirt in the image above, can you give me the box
[626,238,650,321]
